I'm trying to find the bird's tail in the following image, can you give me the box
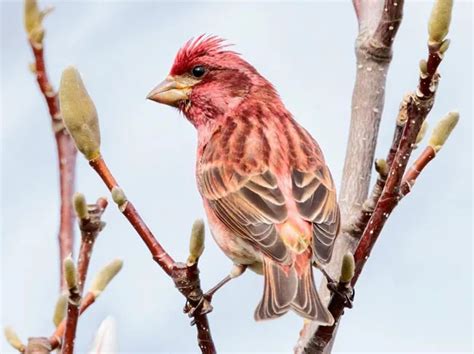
[254,256,334,324]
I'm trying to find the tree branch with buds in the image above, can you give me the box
[299,0,459,352]
[24,0,77,290]
[59,66,217,354]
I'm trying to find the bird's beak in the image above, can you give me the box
[146,76,192,107]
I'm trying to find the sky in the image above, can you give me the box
[1,0,472,353]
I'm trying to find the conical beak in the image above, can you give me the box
[146,76,191,107]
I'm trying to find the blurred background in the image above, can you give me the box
[1,0,472,353]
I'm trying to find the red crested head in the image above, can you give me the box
[147,35,278,128]
[170,35,230,76]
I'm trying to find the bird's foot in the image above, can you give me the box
[313,261,354,308]
[328,283,355,309]
[183,294,214,324]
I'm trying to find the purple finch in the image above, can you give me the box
[148,36,340,324]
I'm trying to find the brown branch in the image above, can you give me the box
[76,197,108,292]
[49,291,97,350]
[62,258,80,354]
[89,155,216,353]
[304,21,449,352]
[400,146,436,197]
[295,1,405,352]
[29,35,77,291]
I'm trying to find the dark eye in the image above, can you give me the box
[191,65,206,78]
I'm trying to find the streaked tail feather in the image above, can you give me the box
[254,258,334,325]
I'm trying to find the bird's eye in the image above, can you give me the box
[191,66,206,78]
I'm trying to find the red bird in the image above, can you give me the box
[148,36,340,324]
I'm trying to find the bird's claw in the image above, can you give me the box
[326,281,355,309]
[183,295,214,324]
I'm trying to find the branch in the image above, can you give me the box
[62,257,80,354]
[295,1,404,352]
[59,66,216,354]
[303,1,456,351]
[24,0,77,290]
[50,260,123,350]
[74,195,108,292]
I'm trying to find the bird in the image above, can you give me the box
[147,36,340,324]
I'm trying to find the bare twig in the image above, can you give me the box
[50,261,123,350]
[90,157,216,353]
[76,196,108,292]
[24,0,77,290]
[62,257,80,354]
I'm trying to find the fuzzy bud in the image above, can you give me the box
[187,219,205,265]
[428,111,459,152]
[439,38,451,54]
[73,192,89,220]
[374,159,388,177]
[59,66,101,160]
[419,59,428,75]
[428,0,453,44]
[90,259,123,297]
[339,252,355,283]
[52,293,68,327]
[415,120,429,146]
[64,255,77,289]
[4,326,24,352]
[111,187,127,207]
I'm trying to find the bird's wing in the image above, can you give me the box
[291,150,340,264]
[198,162,291,264]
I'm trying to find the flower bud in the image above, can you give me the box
[429,111,459,152]
[428,0,453,44]
[339,252,355,283]
[374,159,388,177]
[59,66,101,160]
[187,219,205,265]
[73,192,89,220]
[4,326,24,351]
[53,293,68,327]
[90,259,123,297]
[64,255,77,289]
[415,120,429,146]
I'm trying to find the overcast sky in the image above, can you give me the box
[1,1,472,353]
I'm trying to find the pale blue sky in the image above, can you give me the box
[1,1,472,353]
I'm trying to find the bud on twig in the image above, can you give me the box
[374,159,388,178]
[339,252,355,284]
[4,326,25,352]
[64,255,77,289]
[73,192,89,220]
[428,0,453,44]
[90,259,123,297]
[419,59,428,76]
[415,120,429,146]
[439,39,451,54]
[59,66,101,160]
[428,111,459,152]
[23,0,52,46]
[187,219,205,266]
[111,187,127,207]
[53,293,68,327]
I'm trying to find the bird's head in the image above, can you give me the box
[147,35,275,127]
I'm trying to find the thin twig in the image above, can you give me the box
[399,146,436,197]
[49,291,97,350]
[76,197,108,292]
[29,42,77,291]
[89,155,216,354]
[62,258,81,354]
